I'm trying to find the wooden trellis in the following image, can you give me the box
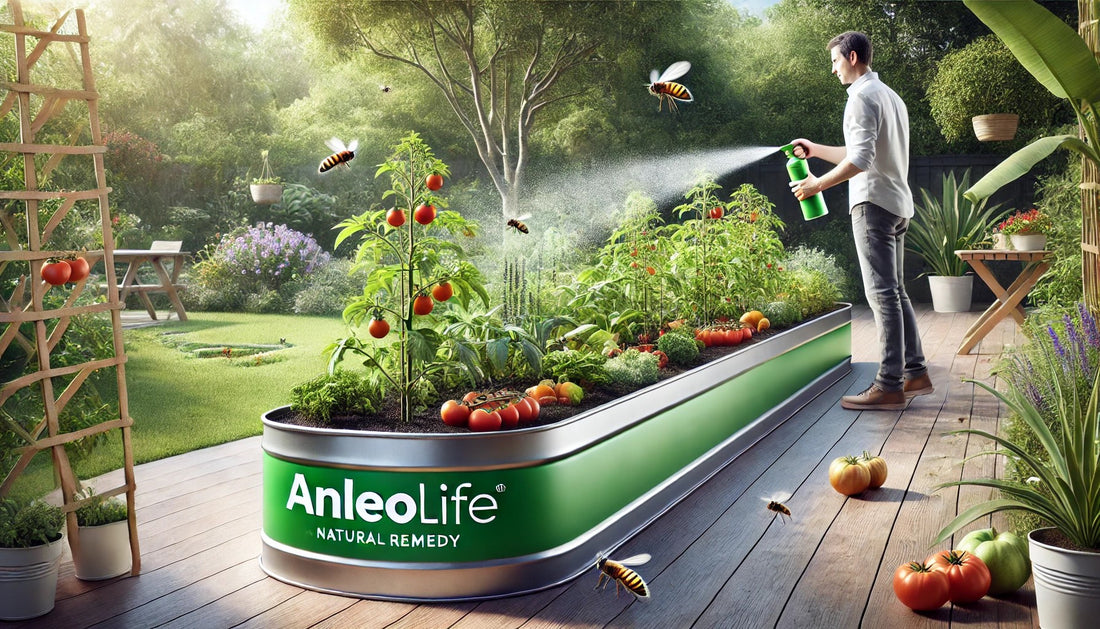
[1081,0,1100,313]
[0,0,138,575]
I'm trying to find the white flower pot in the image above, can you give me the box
[250,183,283,205]
[0,538,63,620]
[1030,528,1100,629]
[928,275,973,313]
[992,233,1009,250]
[73,520,132,581]
[1011,233,1047,251]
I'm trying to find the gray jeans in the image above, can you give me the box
[851,202,927,392]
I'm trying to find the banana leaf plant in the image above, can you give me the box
[962,0,1100,202]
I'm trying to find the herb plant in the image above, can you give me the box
[0,499,64,548]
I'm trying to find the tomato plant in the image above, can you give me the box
[828,455,870,495]
[926,550,990,603]
[440,400,470,427]
[41,261,71,285]
[860,451,888,488]
[893,561,950,610]
[386,208,406,227]
[368,317,390,339]
[425,173,443,191]
[66,257,90,282]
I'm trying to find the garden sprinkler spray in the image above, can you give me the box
[779,144,828,221]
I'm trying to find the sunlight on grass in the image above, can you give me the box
[12,312,348,499]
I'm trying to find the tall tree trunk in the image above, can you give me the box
[1081,0,1100,311]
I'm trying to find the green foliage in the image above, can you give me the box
[784,268,841,319]
[603,349,660,388]
[539,349,610,387]
[927,35,1059,142]
[1030,149,1083,308]
[73,487,128,527]
[934,304,1100,550]
[437,303,544,386]
[0,499,64,548]
[781,246,852,306]
[907,170,1010,277]
[763,301,802,328]
[656,331,699,367]
[289,369,382,423]
[293,258,367,316]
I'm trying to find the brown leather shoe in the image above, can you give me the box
[903,373,934,398]
[841,384,907,410]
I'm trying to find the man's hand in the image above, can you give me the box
[789,173,822,201]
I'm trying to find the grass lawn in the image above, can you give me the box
[13,312,348,500]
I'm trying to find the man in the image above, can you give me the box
[788,31,932,411]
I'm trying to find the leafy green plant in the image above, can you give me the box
[73,487,128,527]
[0,499,64,548]
[289,369,383,423]
[540,349,610,387]
[250,149,283,185]
[784,268,842,319]
[906,170,1009,277]
[603,349,659,387]
[656,330,699,366]
[328,133,488,422]
[438,302,543,385]
[763,301,802,328]
[934,304,1100,550]
[782,246,851,306]
[926,35,1056,142]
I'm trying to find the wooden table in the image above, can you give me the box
[954,248,1050,355]
[112,249,189,321]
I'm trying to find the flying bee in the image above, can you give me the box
[380,84,392,93]
[646,61,694,113]
[595,553,650,600]
[318,137,359,173]
[506,214,531,234]
[762,491,793,524]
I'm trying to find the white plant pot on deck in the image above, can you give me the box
[1030,528,1100,629]
[1011,233,1047,251]
[0,538,63,620]
[928,275,973,313]
[73,520,132,580]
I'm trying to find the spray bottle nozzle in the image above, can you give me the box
[779,143,796,159]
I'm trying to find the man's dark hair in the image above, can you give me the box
[828,31,873,66]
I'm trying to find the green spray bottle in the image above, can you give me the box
[780,144,828,221]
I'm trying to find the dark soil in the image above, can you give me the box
[268,312,831,434]
[1030,527,1100,553]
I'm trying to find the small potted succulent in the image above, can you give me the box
[998,208,1052,251]
[71,486,132,580]
[250,149,284,205]
[0,498,65,620]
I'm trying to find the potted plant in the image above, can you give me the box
[999,207,1053,251]
[250,150,284,205]
[71,487,131,581]
[926,35,1055,142]
[933,310,1100,629]
[0,498,65,620]
[905,170,1009,312]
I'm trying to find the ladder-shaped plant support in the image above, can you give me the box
[0,0,139,575]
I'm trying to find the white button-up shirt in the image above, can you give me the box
[843,71,914,218]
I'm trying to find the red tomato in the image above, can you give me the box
[515,397,537,423]
[65,257,90,282]
[425,173,444,191]
[414,204,436,225]
[525,396,541,419]
[368,318,390,339]
[724,328,742,346]
[468,408,502,432]
[41,261,71,285]
[646,266,655,275]
[537,395,557,406]
[432,282,453,302]
[413,295,434,315]
[709,206,724,219]
[440,400,470,427]
[386,209,406,227]
[893,561,950,610]
[926,550,991,603]
[741,326,753,341]
[497,404,520,428]
[462,391,483,404]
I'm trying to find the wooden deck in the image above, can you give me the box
[13,304,1036,629]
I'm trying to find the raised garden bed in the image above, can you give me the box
[259,304,852,601]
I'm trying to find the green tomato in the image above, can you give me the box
[956,528,1031,595]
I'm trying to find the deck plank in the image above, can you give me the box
[10,305,1044,629]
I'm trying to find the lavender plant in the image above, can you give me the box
[217,222,329,291]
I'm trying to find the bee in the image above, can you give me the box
[595,553,651,599]
[762,492,793,524]
[380,84,392,93]
[646,61,694,113]
[318,137,359,173]
[506,214,531,234]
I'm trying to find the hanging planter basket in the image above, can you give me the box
[250,150,283,204]
[972,113,1019,141]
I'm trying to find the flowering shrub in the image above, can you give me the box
[998,208,1052,236]
[217,223,329,291]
